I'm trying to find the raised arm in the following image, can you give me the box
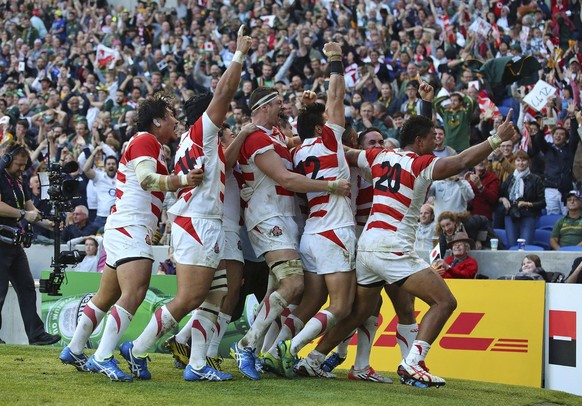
[206,26,252,127]
[323,42,345,128]
[433,110,515,179]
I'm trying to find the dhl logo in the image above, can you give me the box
[353,312,529,353]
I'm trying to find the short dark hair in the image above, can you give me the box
[104,155,118,166]
[358,127,384,146]
[183,93,213,127]
[297,103,325,141]
[136,92,175,132]
[399,115,434,148]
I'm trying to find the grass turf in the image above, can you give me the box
[0,345,579,405]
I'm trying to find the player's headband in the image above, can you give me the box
[251,92,279,112]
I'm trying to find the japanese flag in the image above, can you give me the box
[201,42,214,53]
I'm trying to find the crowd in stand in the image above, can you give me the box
[1,0,582,271]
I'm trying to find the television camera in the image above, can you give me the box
[38,160,83,296]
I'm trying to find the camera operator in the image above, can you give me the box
[0,141,60,345]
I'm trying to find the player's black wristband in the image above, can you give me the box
[329,60,344,76]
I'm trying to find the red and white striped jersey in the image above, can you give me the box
[355,174,373,227]
[238,125,295,230]
[357,148,438,252]
[223,164,244,232]
[292,122,353,234]
[105,132,168,232]
[169,113,225,220]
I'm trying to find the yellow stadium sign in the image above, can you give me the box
[300,280,545,387]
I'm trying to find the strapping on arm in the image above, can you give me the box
[135,159,188,192]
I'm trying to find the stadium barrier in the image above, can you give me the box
[544,284,582,396]
[300,279,546,388]
[23,245,582,280]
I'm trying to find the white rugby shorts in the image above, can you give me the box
[172,217,224,268]
[104,225,155,268]
[248,216,299,257]
[300,227,356,275]
[222,230,244,263]
[356,250,429,285]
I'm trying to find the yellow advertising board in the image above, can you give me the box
[299,280,545,387]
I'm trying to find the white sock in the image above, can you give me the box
[175,312,195,345]
[132,305,178,356]
[260,304,296,354]
[405,340,431,365]
[189,313,215,370]
[68,300,105,354]
[307,350,325,366]
[93,305,132,361]
[239,291,287,349]
[206,312,231,358]
[335,329,355,358]
[291,310,336,356]
[354,315,379,370]
[396,323,419,360]
[267,314,304,357]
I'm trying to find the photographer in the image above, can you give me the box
[0,141,60,345]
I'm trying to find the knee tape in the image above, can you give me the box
[210,269,228,293]
[199,269,227,314]
[267,272,280,291]
[270,259,304,282]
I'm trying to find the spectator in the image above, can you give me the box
[61,205,99,243]
[432,126,456,158]
[82,148,118,229]
[414,203,436,251]
[489,139,516,183]
[499,150,546,248]
[352,102,389,135]
[550,190,582,250]
[434,91,476,152]
[433,231,478,279]
[436,211,494,256]
[69,236,102,273]
[532,126,579,215]
[466,159,500,221]
[157,246,176,275]
[517,254,548,281]
[427,173,474,221]
[399,80,423,116]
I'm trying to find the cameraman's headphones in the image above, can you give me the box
[0,144,32,173]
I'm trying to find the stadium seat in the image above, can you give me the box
[533,229,552,250]
[536,214,562,230]
[493,228,509,249]
[557,246,582,251]
[508,244,545,251]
